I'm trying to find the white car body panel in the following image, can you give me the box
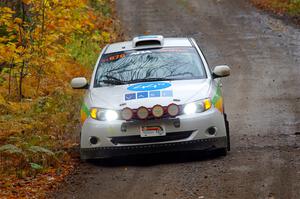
[89,79,211,109]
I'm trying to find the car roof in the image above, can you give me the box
[105,36,193,54]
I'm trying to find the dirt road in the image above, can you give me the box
[52,0,300,198]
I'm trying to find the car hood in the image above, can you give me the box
[89,79,211,109]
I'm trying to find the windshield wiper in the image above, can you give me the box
[98,75,127,85]
[99,79,126,85]
[127,77,176,84]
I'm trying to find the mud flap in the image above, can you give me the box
[224,113,230,151]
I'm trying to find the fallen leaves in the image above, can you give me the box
[251,0,300,26]
[251,0,300,16]
[0,157,79,198]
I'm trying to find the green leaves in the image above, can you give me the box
[29,162,43,170]
[28,146,55,156]
[0,143,56,177]
[0,144,23,154]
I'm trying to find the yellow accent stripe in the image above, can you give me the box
[215,97,223,113]
[80,103,89,124]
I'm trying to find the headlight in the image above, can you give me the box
[90,108,119,121]
[183,99,212,115]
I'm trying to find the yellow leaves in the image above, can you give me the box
[88,11,97,21]
[75,23,82,30]
[0,0,119,100]
[16,46,25,54]
[47,23,56,31]
[0,6,15,14]
[14,18,23,24]
[9,34,17,40]
[22,0,32,5]
[0,43,15,61]
[45,56,56,63]
[101,31,111,43]
[0,7,14,27]
[0,1,120,197]
[0,94,6,105]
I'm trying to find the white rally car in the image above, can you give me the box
[71,35,231,160]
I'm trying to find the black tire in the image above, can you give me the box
[224,113,230,151]
[217,148,228,156]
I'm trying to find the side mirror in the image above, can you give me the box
[71,77,89,89]
[212,65,231,78]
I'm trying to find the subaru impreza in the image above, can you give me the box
[71,35,231,160]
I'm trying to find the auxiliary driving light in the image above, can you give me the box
[167,104,179,117]
[137,106,149,119]
[152,105,164,118]
[121,107,133,120]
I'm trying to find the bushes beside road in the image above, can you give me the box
[251,0,300,24]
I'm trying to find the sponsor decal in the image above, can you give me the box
[125,93,137,101]
[127,82,171,91]
[101,53,125,63]
[137,92,149,99]
[149,91,161,97]
[162,90,173,97]
[130,51,152,56]
[124,89,173,101]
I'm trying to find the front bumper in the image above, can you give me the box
[80,137,227,159]
[80,108,227,159]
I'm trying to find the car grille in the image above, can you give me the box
[110,130,194,145]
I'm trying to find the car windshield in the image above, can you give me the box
[94,47,206,87]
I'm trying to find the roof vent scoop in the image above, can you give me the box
[132,35,164,48]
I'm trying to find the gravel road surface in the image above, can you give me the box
[53,0,300,198]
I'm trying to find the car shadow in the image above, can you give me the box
[86,150,225,167]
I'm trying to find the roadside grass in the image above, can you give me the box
[0,87,84,197]
[251,0,300,17]
[0,0,122,197]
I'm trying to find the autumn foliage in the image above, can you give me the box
[251,0,300,16]
[0,0,121,197]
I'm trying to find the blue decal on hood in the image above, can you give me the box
[137,92,148,99]
[125,93,136,101]
[162,90,173,97]
[127,82,171,91]
[149,91,160,97]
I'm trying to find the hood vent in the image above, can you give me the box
[132,35,164,48]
